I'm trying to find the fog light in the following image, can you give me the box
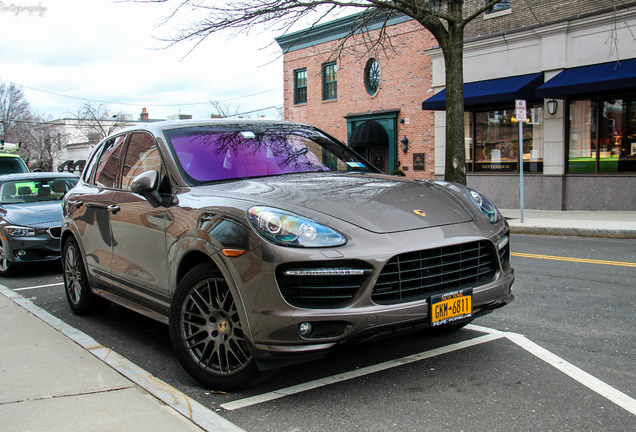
[298,322,313,337]
[17,250,26,257]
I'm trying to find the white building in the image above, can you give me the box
[423,3,636,210]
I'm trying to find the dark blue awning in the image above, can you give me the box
[422,73,544,110]
[536,58,636,98]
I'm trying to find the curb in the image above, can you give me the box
[508,225,636,239]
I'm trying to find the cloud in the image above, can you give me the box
[0,0,283,120]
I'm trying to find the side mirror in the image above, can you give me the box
[130,170,163,207]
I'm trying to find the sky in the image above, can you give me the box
[0,0,289,121]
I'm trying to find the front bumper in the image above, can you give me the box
[250,268,514,360]
[2,233,61,264]
[217,214,515,370]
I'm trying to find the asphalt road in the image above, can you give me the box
[3,234,635,431]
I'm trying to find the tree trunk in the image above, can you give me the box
[442,5,467,185]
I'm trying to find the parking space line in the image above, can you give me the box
[220,332,505,411]
[506,332,636,416]
[468,324,636,417]
[12,282,64,291]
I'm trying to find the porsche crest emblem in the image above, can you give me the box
[413,210,426,217]
[218,321,228,332]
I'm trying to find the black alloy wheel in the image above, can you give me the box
[63,237,110,314]
[170,263,258,391]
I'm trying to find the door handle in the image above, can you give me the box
[107,205,120,214]
[86,203,107,209]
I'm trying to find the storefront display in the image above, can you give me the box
[568,97,636,173]
[464,106,544,173]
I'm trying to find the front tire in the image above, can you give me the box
[63,237,110,315]
[170,263,259,391]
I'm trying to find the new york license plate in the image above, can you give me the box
[430,288,473,326]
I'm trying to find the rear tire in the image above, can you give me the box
[63,237,110,315]
[169,263,259,391]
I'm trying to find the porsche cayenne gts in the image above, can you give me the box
[61,120,514,390]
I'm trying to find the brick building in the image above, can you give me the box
[277,1,636,211]
[276,14,438,177]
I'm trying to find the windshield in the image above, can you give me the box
[0,177,78,204]
[165,124,375,183]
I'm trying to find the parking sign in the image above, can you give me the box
[515,99,527,122]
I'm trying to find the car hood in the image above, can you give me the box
[192,173,474,233]
[1,202,64,228]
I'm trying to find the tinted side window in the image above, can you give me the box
[121,132,161,190]
[82,142,105,184]
[94,135,127,188]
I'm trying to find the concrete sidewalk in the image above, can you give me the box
[0,287,245,432]
[500,209,636,239]
[1,209,635,431]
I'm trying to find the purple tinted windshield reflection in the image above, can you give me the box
[168,129,332,182]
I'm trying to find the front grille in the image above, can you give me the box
[276,261,371,308]
[48,226,62,238]
[372,241,498,305]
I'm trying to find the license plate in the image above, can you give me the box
[430,288,473,326]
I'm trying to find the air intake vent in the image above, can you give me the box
[277,261,371,308]
[372,241,497,305]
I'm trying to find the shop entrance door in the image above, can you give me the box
[347,114,397,173]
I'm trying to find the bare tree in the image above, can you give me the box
[72,103,131,144]
[142,0,506,185]
[607,0,636,59]
[0,81,32,146]
[23,114,66,171]
[209,100,244,118]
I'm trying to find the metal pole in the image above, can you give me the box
[519,120,525,223]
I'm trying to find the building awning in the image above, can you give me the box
[57,160,73,172]
[536,58,636,98]
[422,73,544,110]
[69,160,85,172]
[349,120,389,147]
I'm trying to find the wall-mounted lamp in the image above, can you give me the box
[547,99,558,115]
[401,136,409,153]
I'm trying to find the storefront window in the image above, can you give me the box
[568,97,636,172]
[466,105,544,173]
[568,100,595,172]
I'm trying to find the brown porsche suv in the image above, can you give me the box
[61,119,514,390]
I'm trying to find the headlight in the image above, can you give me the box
[466,188,500,223]
[248,206,346,247]
[5,225,36,237]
